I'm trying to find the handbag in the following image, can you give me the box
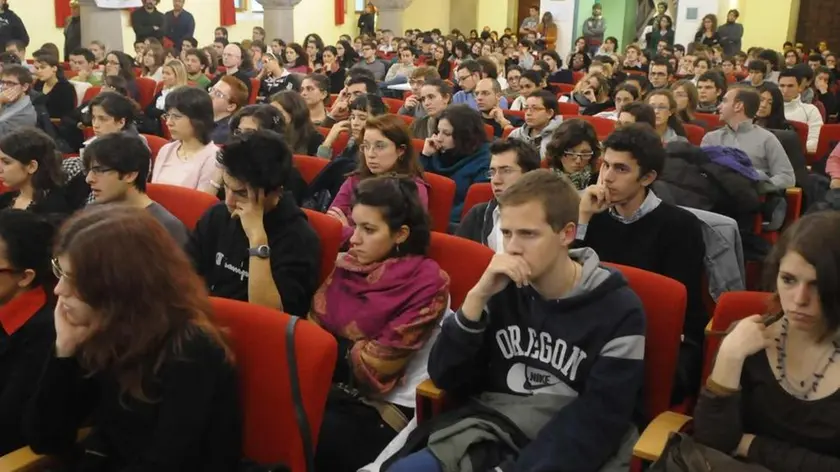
[650,433,771,472]
[239,317,314,472]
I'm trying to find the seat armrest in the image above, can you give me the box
[785,187,803,225]
[417,378,445,400]
[633,411,693,462]
[704,318,714,336]
[0,446,51,472]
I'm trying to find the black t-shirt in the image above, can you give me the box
[186,198,321,317]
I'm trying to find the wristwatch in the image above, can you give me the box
[248,245,270,259]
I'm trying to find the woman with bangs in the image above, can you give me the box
[299,73,331,126]
[546,119,601,191]
[141,43,166,82]
[327,115,429,242]
[23,204,241,470]
[32,51,75,120]
[694,211,840,470]
[646,89,689,144]
[304,94,387,212]
[284,43,309,74]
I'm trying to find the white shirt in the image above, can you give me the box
[487,206,504,254]
[784,95,823,153]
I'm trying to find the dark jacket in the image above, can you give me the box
[63,16,81,61]
[0,289,54,456]
[456,200,496,246]
[717,22,743,56]
[163,9,195,52]
[186,199,321,318]
[358,12,375,36]
[0,8,28,49]
[33,79,76,119]
[420,143,492,223]
[130,7,165,42]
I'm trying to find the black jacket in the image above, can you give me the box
[0,290,54,456]
[0,9,28,49]
[186,199,321,318]
[130,8,164,42]
[63,16,81,61]
[163,10,195,52]
[358,12,375,36]
[33,79,76,119]
[456,200,496,247]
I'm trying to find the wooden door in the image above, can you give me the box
[796,0,840,52]
[517,0,536,33]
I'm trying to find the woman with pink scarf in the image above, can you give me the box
[311,176,450,472]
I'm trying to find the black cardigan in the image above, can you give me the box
[0,289,55,456]
[33,79,76,119]
[24,326,242,471]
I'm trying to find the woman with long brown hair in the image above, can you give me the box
[269,90,325,155]
[24,204,241,471]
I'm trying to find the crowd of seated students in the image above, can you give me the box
[2,16,840,472]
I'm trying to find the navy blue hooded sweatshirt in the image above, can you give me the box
[429,248,646,471]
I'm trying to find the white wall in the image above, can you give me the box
[541,0,577,57]
[674,0,721,47]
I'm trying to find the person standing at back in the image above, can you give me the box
[582,3,607,57]
[131,0,164,43]
[163,0,195,55]
[0,0,28,54]
[718,9,743,57]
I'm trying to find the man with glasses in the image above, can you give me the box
[352,40,386,81]
[207,43,252,95]
[209,75,248,145]
[454,60,509,111]
[507,90,562,158]
[648,56,672,90]
[475,78,520,138]
[457,138,540,252]
[398,66,440,119]
[83,133,188,246]
[0,64,35,137]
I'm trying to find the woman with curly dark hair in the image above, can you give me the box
[545,119,601,190]
[23,204,241,471]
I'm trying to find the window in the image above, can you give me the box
[355,0,365,12]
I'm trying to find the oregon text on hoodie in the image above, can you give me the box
[429,248,646,471]
[186,198,321,317]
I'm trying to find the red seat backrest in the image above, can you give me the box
[146,183,219,230]
[814,124,840,162]
[302,208,342,286]
[604,263,686,422]
[483,124,495,140]
[788,120,809,155]
[694,112,722,129]
[427,232,493,309]
[141,134,170,168]
[391,113,414,126]
[412,138,425,156]
[568,115,616,140]
[82,86,101,104]
[572,71,585,83]
[461,183,493,219]
[210,297,337,470]
[382,97,404,114]
[557,101,580,115]
[702,291,772,383]
[684,123,706,146]
[249,78,260,105]
[503,109,525,120]
[293,154,329,184]
[135,77,157,110]
[555,83,575,95]
[153,80,164,97]
[423,172,456,233]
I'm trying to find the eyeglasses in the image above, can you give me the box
[87,165,115,175]
[0,80,20,88]
[360,141,392,153]
[457,74,472,82]
[563,151,594,161]
[486,167,520,178]
[209,88,229,99]
[162,112,186,122]
[51,258,71,281]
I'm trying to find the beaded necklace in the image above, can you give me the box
[775,317,840,400]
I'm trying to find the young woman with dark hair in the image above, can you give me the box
[0,210,56,456]
[694,14,721,47]
[336,39,360,70]
[269,90,325,156]
[0,127,84,216]
[321,46,347,94]
[327,115,428,241]
[32,51,75,119]
[694,211,840,470]
[104,50,139,101]
[754,84,792,131]
[545,119,601,190]
[671,79,701,127]
[300,73,331,125]
[646,89,689,143]
[313,176,449,472]
[24,204,241,471]
[420,104,490,224]
[284,43,309,74]
[152,87,218,193]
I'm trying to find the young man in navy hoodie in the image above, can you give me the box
[388,170,646,472]
[186,130,321,317]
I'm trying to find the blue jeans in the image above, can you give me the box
[387,449,443,472]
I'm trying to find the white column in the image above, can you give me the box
[78,0,125,52]
[256,0,304,43]
[374,0,414,34]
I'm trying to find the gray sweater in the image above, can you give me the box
[700,121,795,191]
[0,95,36,138]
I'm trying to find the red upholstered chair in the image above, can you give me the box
[557,101,581,116]
[427,232,493,309]
[412,138,425,156]
[317,127,349,157]
[293,155,329,184]
[391,113,414,126]
[483,124,495,140]
[82,85,100,103]
[248,78,260,104]
[683,123,706,146]
[82,126,94,140]
[571,115,616,140]
[135,77,157,110]
[694,112,721,129]
[461,183,494,219]
[813,124,840,164]
[572,71,585,83]
[701,291,771,385]
[210,297,337,471]
[153,80,164,97]
[302,209,342,286]
[146,183,218,230]
[382,97,404,114]
[789,120,809,155]
[423,172,456,233]
[502,127,514,139]
[815,100,827,122]
[141,134,170,168]
[503,109,525,120]
[555,83,575,95]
